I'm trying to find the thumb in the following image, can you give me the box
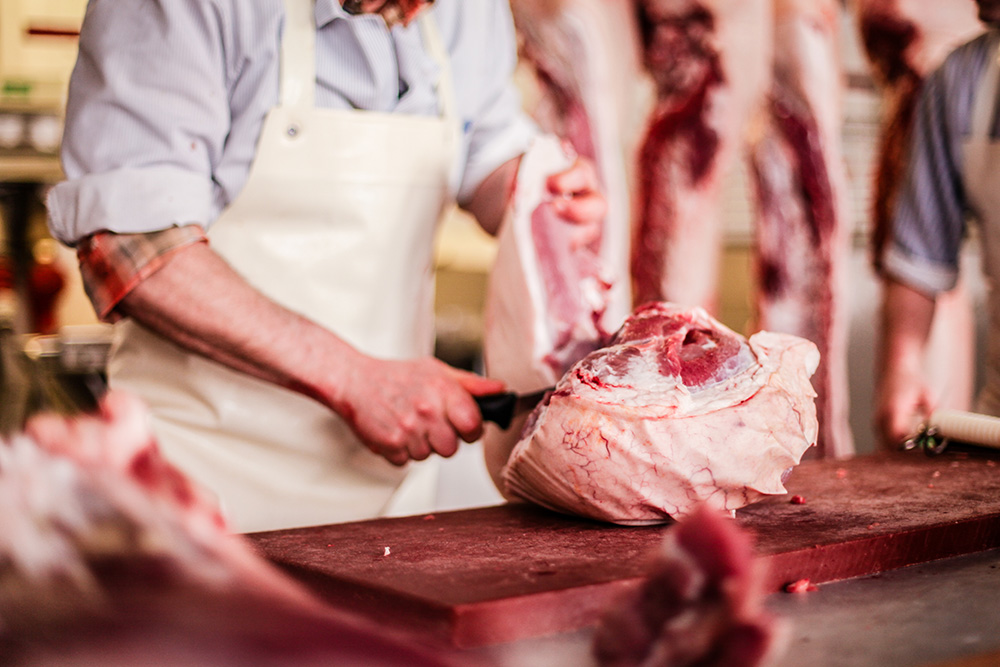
[448,368,507,396]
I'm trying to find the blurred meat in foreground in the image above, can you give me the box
[0,392,461,667]
[592,505,783,667]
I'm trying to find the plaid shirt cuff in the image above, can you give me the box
[77,225,208,322]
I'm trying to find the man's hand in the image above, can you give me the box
[875,279,938,449]
[330,356,506,466]
[875,366,935,449]
[545,157,608,248]
[466,153,608,238]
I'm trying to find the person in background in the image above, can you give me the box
[46,0,605,532]
[876,0,1000,447]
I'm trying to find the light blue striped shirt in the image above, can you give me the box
[883,29,998,294]
[47,0,536,245]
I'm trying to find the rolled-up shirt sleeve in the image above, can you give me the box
[451,0,537,207]
[881,41,984,296]
[78,226,208,322]
[47,0,233,246]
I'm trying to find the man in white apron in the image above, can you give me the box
[47,0,606,532]
[876,0,1000,447]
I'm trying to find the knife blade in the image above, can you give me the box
[474,388,552,430]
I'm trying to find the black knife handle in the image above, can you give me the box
[474,392,517,430]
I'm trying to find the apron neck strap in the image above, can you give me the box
[418,13,458,125]
[279,0,456,121]
[281,0,317,108]
[970,34,1000,141]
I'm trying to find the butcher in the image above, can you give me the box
[46,0,605,533]
[876,0,1000,447]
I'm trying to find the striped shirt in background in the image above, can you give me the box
[883,29,998,295]
[46,0,536,320]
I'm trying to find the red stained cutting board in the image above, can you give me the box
[248,451,1000,648]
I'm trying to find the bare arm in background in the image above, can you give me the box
[875,278,938,448]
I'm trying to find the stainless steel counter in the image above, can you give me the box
[466,548,1000,667]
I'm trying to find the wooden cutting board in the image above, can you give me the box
[248,450,1000,648]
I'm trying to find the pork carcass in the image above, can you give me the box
[484,135,615,392]
[592,505,782,667]
[851,0,982,419]
[746,0,854,459]
[509,0,640,336]
[630,0,772,311]
[500,302,819,525]
[0,392,458,667]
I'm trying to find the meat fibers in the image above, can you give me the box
[502,302,819,525]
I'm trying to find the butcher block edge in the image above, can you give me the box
[249,451,1000,648]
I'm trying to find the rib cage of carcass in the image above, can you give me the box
[745,0,855,460]
[630,0,773,316]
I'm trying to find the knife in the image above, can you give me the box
[474,388,552,430]
[904,408,1000,455]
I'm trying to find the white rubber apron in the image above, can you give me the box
[963,33,1000,416]
[108,0,459,532]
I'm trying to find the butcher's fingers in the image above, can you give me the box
[335,357,503,465]
[425,421,460,459]
[446,367,506,444]
[451,367,507,397]
[377,445,411,467]
[545,156,598,195]
[371,406,462,464]
[545,157,608,227]
[405,435,434,462]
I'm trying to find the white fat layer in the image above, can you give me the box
[514,136,574,366]
[563,338,771,418]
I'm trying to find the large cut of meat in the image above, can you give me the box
[630,0,772,311]
[851,0,982,418]
[501,302,819,525]
[484,135,616,392]
[592,505,781,667]
[0,392,459,667]
[509,0,640,337]
[746,0,854,459]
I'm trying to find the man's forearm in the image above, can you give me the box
[463,155,521,236]
[114,240,505,465]
[875,277,939,445]
[116,241,355,408]
[878,278,936,380]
